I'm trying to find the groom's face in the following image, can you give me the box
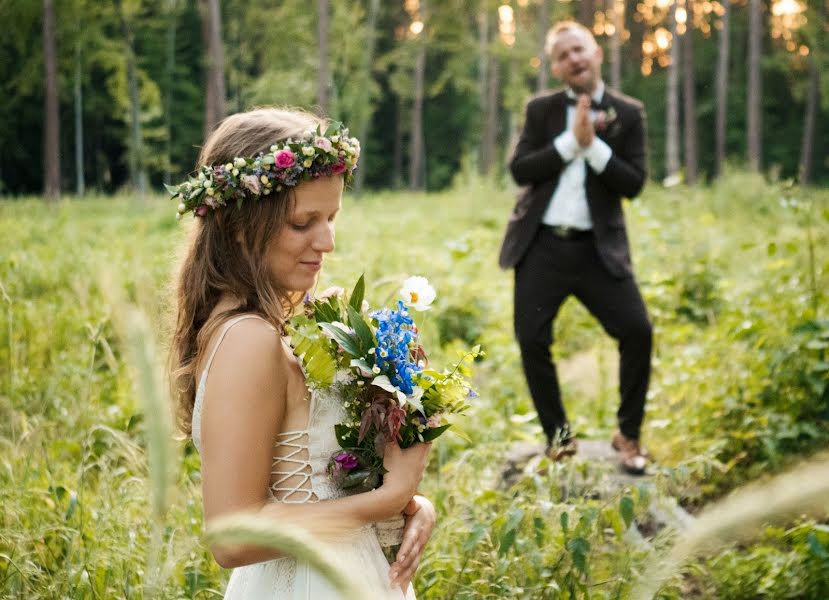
[550,29,603,94]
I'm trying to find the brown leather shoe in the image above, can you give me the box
[545,439,578,462]
[611,431,647,475]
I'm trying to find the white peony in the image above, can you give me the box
[400,276,436,311]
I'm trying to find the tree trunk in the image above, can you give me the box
[74,33,85,196]
[477,8,489,174]
[164,0,178,186]
[607,0,621,90]
[714,0,730,178]
[578,0,595,29]
[354,0,380,194]
[482,54,500,174]
[682,24,698,184]
[537,0,550,92]
[202,0,225,139]
[393,96,403,189]
[43,0,60,201]
[665,9,681,183]
[116,0,147,196]
[798,0,823,184]
[746,0,762,172]
[317,0,330,114]
[409,41,426,190]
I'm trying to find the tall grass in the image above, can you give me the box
[1,173,827,598]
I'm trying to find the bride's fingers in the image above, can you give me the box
[392,552,421,591]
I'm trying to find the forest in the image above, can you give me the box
[3,0,829,198]
[1,1,829,599]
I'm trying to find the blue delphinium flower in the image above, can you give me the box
[371,301,420,395]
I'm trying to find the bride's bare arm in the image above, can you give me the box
[199,319,428,568]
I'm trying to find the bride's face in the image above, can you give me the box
[266,176,343,292]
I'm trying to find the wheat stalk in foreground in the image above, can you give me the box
[205,513,371,600]
[633,453,829,600]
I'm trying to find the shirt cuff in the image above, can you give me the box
[553,131,581,162]
[583,137,612,173]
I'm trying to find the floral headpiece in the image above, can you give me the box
[167,122,360,218]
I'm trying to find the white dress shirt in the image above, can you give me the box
[541,82,613,230]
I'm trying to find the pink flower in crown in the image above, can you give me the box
[314,136,333,153]
[275,149,297,168]
[196,205,209,216]
[331,160,347,175]
[241,174,262,195]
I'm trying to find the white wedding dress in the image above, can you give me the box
[192,315,416,599]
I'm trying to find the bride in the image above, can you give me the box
[168,108,436,599]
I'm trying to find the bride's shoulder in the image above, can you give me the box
[206,315,291,380]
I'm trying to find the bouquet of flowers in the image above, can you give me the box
[286,275,479,560]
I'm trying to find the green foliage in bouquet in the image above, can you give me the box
[285,275,479,493]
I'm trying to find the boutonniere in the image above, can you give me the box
[594,106,618,133]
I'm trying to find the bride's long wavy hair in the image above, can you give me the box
[169,107,325,436]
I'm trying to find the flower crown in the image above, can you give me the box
[167,122,360,218]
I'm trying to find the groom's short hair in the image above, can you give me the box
[544,21,598,59]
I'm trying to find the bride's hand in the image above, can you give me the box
[381,442,430,512]
[389,495,436,591]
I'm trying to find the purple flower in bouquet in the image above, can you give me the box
[333,451,359,470]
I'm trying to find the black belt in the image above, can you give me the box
[541,225,594,241]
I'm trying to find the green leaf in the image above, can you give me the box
[164,183,179,195]
[261,154,275,165]
[807,532,829,559]
[420,423,451,442]
[560,511,569,534]
[566,537,591,574]
[498,508,523,556]
[463,523,489,553]
[619,496,634,529]
[349,274,365,313]
[346,305,375,355]
[314,301,341,323]
[319,323,361,357]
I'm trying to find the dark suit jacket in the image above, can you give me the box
[498,88,647,278]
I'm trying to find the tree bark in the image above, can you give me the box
[578,0,595,29]
[607,0,622,90]
[798,0,823,184]
[481,54,500,174]
[665,8,681,183]
[74,32,85,196]
[164,0,178,186]
[409,41,426,190]
[353,0,380,194]
[202,0,225,139]
[317,0,330,114]
[746,0,762,172]
[116,0,147,196]
[682,24,698,184]
[477,8,489,174]
[714,0,730,178]
[537,0,550,92]
[43,0,60,201]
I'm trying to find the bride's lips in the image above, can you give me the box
[300,260,323,272]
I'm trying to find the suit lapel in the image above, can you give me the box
[547,92,568,138]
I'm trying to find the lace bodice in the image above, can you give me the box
[191,315,348,503]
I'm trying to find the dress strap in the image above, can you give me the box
[202,314,273,378]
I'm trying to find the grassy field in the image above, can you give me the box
[1,172,828,598]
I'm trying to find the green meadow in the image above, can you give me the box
[2,172,828,598]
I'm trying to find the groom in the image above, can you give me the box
[499,21,652,474]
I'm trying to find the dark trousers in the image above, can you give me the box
[513,227,652,442]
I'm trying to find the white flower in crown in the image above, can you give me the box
[400,276,436,311]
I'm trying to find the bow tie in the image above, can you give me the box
[566,95,606,111]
